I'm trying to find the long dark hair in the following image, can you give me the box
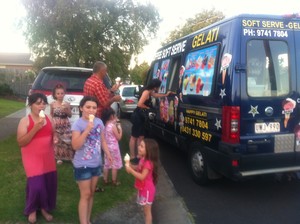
[145,79,161,90]
[101,107,115,125]
[138,79,162,100]
[143,138,159,185]
[27,93,48,106]
[52,83,65,100]
[79,96,99,117]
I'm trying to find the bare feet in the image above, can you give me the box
[41,209,53,222]
[28,211,36,224]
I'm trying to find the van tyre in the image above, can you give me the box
[189,145,209,185]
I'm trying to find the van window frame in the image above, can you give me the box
[169,56,182,92]
[181,44,219,97]
[246,39,290,97]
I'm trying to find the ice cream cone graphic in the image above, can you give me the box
[220,53,232,85]
[284,113,290,128]
[282,98,296,128]
[222,69,227,85]
[183,76,189,91]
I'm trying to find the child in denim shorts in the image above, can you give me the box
[71,96,112,224]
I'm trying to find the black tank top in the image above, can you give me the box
[137,90,152,109]
[144,97,152,108]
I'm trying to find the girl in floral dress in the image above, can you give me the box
[101,107,123,186]
[50,84,74,164]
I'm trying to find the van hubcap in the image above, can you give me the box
[192,151,204,175]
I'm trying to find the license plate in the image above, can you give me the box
[71,106,79,115]
[255,122,280,133]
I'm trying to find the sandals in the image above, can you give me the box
[95,186,105,192]
[103,179,111,186]
[112,180,121,186]
[102,179,121,186]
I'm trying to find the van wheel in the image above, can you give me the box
[189,145,209,185]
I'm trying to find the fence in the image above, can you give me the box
[0,69,36,99]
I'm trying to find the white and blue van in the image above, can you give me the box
[144,14,300,184]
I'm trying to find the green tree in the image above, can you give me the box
[21,0,160,79]
[129,61,149,85]
[162,8,225,46]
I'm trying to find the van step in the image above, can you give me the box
[240,166,300,176]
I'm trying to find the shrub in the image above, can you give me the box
[0,83,13,96]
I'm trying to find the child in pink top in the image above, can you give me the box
[125,138,159,224]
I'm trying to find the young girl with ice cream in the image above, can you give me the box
[17,93,58,223]
[125,138,159,224]
[101,107,123,186]
[50,84,73,164]
[71,96,112,224]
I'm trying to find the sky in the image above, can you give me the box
[1,0,300,64]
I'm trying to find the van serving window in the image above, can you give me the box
[247,40,289,97]
[182,45,218,96]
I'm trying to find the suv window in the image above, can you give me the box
[122,86,136,97]
[32,68,92,92]
[27,67,93,124]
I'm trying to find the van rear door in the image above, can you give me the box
[238,17,299,172]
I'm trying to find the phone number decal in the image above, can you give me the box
[180,126,212,142]
[243,29,289,37]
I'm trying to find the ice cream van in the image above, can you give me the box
[144,13,300,184]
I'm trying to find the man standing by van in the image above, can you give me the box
[84,61,121,118]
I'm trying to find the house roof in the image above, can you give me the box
[0,52,33,66]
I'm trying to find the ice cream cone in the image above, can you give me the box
[115,77,121,86]
[89,114,95,122]
[124,153,130,167]
[39,110,45,118]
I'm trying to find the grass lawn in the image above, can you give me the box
[0,98,25,118]
[0,133,135,223]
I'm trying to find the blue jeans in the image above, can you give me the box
[74,166,101,181]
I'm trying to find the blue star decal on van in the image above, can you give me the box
[248,105,259,117]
